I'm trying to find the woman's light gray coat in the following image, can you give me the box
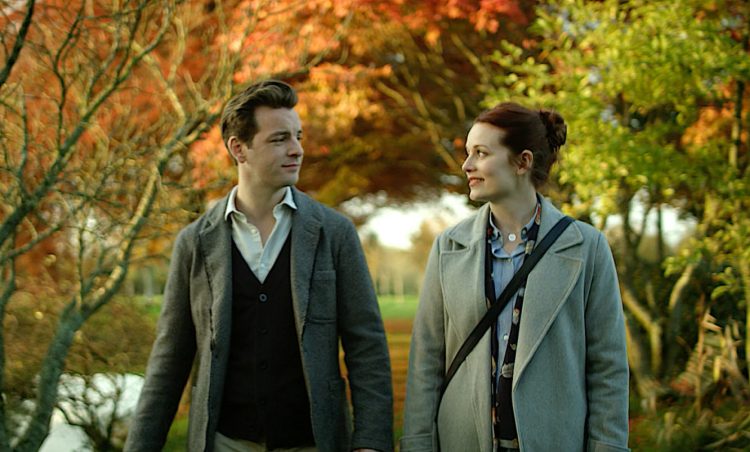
[401,197,629,452]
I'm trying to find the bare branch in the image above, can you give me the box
[18,87,29,198]
[0,0,35,90]
[450,32,493,88]
[0,1,175,252]
[131,41,186,120]
[52,2,86,150]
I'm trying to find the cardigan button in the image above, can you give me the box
[259,293,268,303]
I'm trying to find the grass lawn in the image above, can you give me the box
[377,294,418,442]
[377,293,420,319]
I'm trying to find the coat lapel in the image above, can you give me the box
[441,204,493,452]
[440,204,491,341]
[198,196,234,351]
[289,188,322,337]
[512,198,583,388]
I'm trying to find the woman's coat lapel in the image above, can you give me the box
[513,198,583,389]
[439,204,492,452]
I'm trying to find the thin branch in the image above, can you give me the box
[0,0,36,90]
[52,2,86,150]
[271,10,354,82]
[18,87,29,198]
[131,41,186,120]
[84,9,126,105]
[450,32,493,87]
[0,164,113,267]
[84,114,217,316]
[0,1,175,252]
[634,201,651,251]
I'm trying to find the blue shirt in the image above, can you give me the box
[488,205,539,385]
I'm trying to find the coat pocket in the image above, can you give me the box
[308,270,337,322]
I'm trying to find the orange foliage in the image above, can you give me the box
[187,0,531,207]
[365,0,527,34]
[682,106,735,149]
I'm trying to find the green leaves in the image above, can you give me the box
[486,0,747,218]
[483,0,750,416]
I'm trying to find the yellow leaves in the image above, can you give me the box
[425,26,441,46]
[43,254,57,266]
[301,63,389,138]
[315,165,370,206]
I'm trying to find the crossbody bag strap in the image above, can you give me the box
[436,215,574,409]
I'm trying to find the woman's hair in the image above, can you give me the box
[474,102,567,188]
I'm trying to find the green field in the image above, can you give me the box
[377,294,420,319]
[141,293,420,322]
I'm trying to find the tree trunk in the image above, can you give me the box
[0,261,16,450]
[14,307,84,452]
[740,257,750,380]
[621,283,662,376]
[664,263,696,376]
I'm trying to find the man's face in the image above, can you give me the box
[240,106,303,190]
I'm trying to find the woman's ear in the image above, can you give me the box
[516,149,534,175]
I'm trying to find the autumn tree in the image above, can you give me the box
[0,0,351,449]
[190,0,535,211]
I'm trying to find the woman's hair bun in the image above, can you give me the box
[539,109,567,152]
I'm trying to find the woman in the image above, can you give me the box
[400,103,629,452]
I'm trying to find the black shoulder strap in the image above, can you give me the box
[437,216,574,404]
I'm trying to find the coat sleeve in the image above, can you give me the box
[400,238,444,452]
[125,228,197,452]
[335,220,394,451]
[584,231,630,452]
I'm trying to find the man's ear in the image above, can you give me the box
[227,136,246,163]
[517,149,534,175]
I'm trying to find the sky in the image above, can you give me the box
[360,192,694,250]
[360,193,473,249]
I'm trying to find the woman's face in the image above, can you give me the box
[462,122,522,204]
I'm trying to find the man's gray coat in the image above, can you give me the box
[125,188,393,451]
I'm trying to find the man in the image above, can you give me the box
[125,80,393,452]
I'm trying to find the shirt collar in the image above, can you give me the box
[488,200,540,245]
[223,186,297,222]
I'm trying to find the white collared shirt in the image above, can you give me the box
[224,186,297,283]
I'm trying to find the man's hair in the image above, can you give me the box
[220,80,298,152]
